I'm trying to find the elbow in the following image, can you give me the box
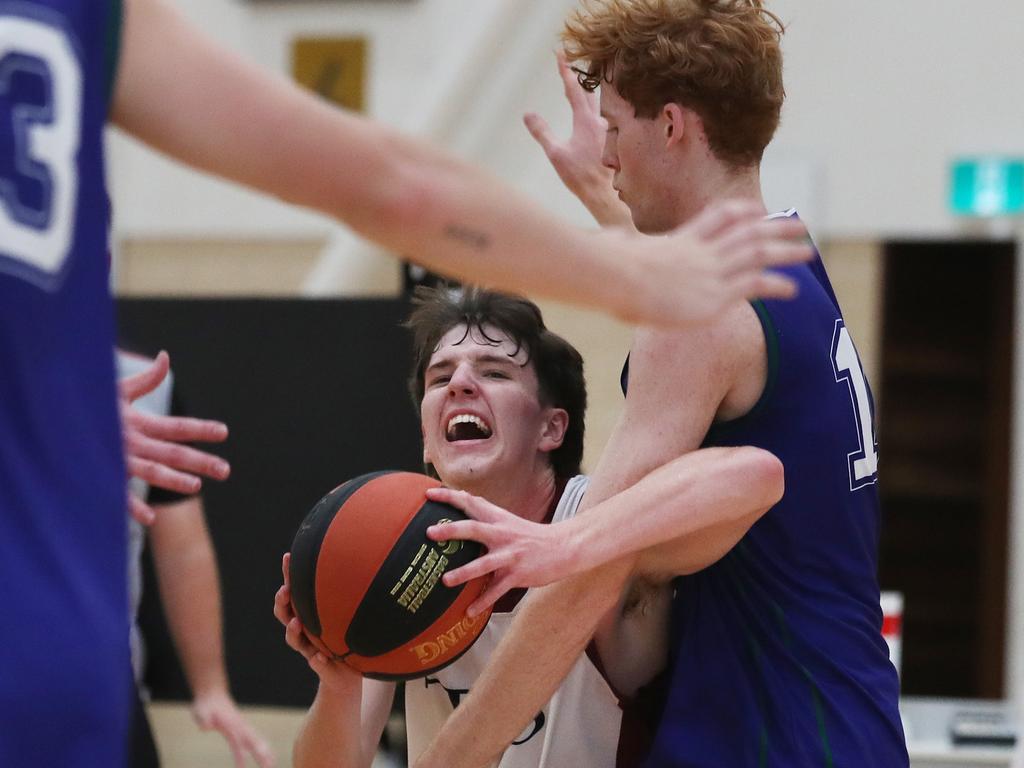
[733,447,785,510]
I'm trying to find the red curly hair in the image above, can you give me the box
[563,0,785,167]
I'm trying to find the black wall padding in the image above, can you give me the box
[119,298,423,708]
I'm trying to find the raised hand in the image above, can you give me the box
[425,487,577,618]
[524,51,633,228]
[119,350,230,524]
[616,200,813,326]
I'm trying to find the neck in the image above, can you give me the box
[656,160,767,231]
[454,465,557,524]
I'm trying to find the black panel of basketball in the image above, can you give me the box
[345,499,483,657]
[289,471,392,638]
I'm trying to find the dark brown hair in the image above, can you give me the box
[564,0,785,166]
[405,286,586,478]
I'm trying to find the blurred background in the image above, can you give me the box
[110,1,1024,765]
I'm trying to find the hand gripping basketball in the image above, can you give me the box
[287,471,495,681]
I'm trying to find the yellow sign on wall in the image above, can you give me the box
[292,37,367,113]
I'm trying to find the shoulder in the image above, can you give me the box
[627,301,764,420]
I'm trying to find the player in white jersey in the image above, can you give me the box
[404,475,669,768]
[274,286,785,768]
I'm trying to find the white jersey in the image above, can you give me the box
[405,476,670,768]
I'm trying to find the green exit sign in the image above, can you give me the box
[950,158,1024,216]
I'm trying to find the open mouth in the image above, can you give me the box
[446,414,493,442]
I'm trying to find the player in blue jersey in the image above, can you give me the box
[415,2,909,767]
[0,0,811,765]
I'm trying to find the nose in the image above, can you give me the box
[447,363,477,397]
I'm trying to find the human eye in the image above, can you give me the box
[484,369,510,380]
[427,374,451,388]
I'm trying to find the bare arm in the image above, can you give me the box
[428,444,783,609]
[415,309,760,767]
[112,0,810,328]
[274,555,395,768]
[293,677,395,768]
[148,496,274,767]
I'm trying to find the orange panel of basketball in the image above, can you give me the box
[289,471,493,680]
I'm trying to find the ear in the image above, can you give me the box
[538,408,570,454]
[422,423,432,464]
[662,103,686,148]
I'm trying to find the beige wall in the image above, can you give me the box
[115,238,399,297]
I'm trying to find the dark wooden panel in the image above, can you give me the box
[877,241,1014,699]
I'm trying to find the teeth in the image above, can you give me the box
[447,414,492,436]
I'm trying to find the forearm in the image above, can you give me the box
[149,500,228,696]
[415,560,631,768]
[113,0,638,320]
[565,446,783,577]
[294,684,367,768]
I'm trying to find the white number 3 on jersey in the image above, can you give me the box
[0,14,82,289]
[832,319,879,490]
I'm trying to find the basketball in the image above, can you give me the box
[288,470,493,680]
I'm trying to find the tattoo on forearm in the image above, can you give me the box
[445,224,491,251]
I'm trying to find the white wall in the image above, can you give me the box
[767,0,1024,239]
[109,0,1024,243]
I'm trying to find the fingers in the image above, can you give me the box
[126,429,230,482]
[427,519,482,544]
[119,350,170,402]
[442,553,503,588]
[251,735,276,768]
[126,407,228,444]
[128,493,156,526]
[126,454,203,496]
[246,732,276,768]
[733,271,800,302]
[557,49,586,109]
[687,199,765,239]
[718,221,813,273]
[285,617,317,661]
[523,112,556,157]
[273,583,294,627]
[282,552,291,588]
[467,576,513,618]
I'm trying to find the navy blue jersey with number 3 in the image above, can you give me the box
[641,214,907,767]
[0,1,130,765]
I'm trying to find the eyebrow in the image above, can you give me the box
[425,353,519,375]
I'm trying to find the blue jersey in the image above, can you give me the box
[641,217,906,767]
[0,2,129,765]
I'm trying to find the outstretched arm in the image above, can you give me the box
[428,445,782,613]
[113,0,810,329]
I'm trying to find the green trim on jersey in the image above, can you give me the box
[704,299,779,444]
[104,0,123,111]
[726,542,836,767]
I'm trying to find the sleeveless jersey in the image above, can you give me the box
[0,2,130,765]
[406,475,669,768]
[642,212,907,767]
